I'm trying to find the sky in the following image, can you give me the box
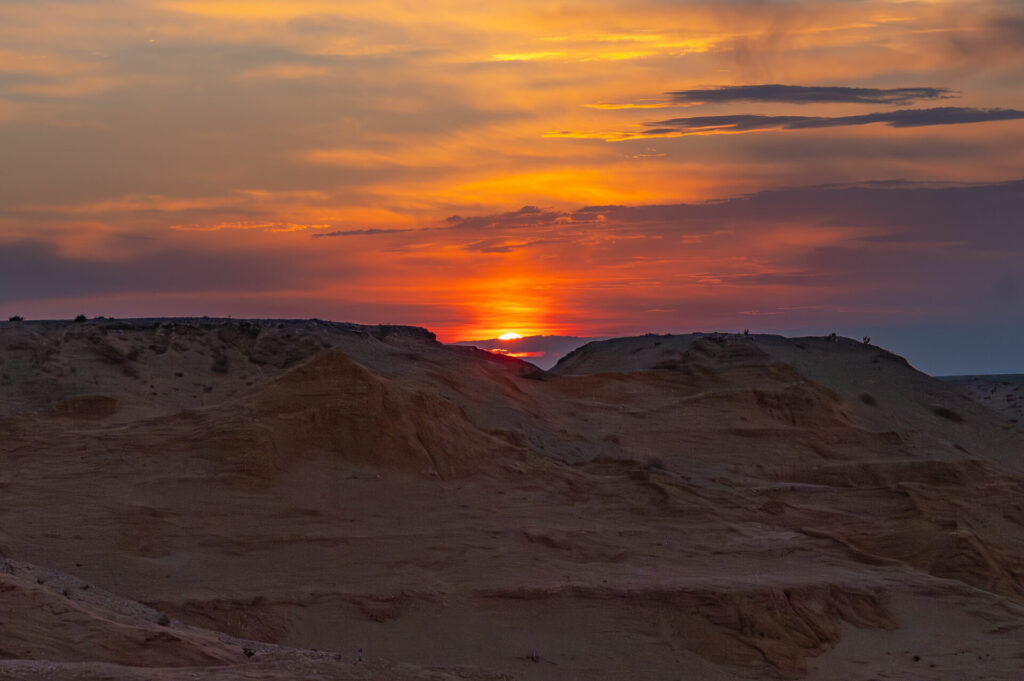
[1,0,1022,374]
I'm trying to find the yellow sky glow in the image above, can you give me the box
[1,0,1022,348]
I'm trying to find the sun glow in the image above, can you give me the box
[498,332,523,341]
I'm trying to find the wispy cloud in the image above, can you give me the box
[487,52,568,62]
[462,237,566,253]
[647,107,1024,135]
[171,221,330,232]
[553,107,1024,141]
[312,228,415,238]
[666,84,955,105]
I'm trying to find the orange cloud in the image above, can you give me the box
[2,0,1023,365]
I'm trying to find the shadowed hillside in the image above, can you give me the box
[1,319,1023,680]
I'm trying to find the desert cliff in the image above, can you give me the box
[1,319,1022,680]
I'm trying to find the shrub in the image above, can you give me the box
[74,314,87,323]
[8,315,23,322]
[933,406,964,423]
[644,456,666,470]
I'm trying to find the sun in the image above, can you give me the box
[498,332,523,341]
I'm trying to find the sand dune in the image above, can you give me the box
[1,319,1023,679]
[942,374,1024,424]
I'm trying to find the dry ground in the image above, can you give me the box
[1,319,1023,680]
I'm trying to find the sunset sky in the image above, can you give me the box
[2,0,1022,373]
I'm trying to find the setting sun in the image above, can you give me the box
[0,0,1021,371]
[1,1,1023,679]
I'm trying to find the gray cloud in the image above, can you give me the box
[443,206,558,231]
[462,237,566,253]
[647,107,1024,135]
[312,228,415,238]
[0,240,336,304]
[667,84,954,105]
[944,4,1024,64]
[724,272,839,286]
[437,179,1024,250]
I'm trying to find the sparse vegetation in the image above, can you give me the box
[643,456,666,470]
[74,314,87,323]
[933,406,964,423]
[8,315,23,322]
[94,343,128,365]
[211,355,230,374]
[237,320,261,338]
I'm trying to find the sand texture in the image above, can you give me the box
[1,319,1023,680]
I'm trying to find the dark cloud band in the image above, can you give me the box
[312,228,415,238]
[667,85,954,105]
[646,107,1024,134]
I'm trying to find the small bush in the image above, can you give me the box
[933,406,964,423]
[95,343,127,365]
[74,314,87,323]
[8,315,23,322]
[644,456,666,470]
[211,355,230,374]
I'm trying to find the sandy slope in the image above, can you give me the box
[1,320,1023,680]
[941,374,1024,424]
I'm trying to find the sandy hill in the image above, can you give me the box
[939,374,1024,424]
[1,320,1023,680]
